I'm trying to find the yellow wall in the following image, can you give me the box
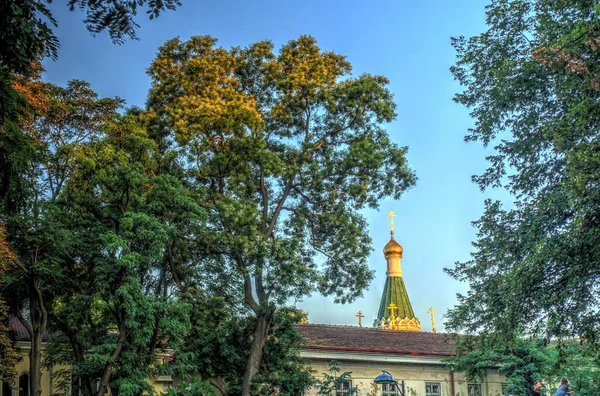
[4,343,506,396]
[2,342,172,396]
[304,357,506,396]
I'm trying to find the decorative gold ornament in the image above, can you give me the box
[387,210,396,232]
[375,316,421,332]
[428,306,437,333]
[387,303,398,320]
[355,311,364,327]
[383,237,403,258]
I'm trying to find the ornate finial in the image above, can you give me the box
[387,303,398,320]
[387,210,396,234]
[355,311,364,327]
[428,306,437,333]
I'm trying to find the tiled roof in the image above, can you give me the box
[7,315,49,341]
[296,324,455,357]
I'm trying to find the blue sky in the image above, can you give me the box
[42,0,508,332]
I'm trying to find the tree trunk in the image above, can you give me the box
[74,347,94,396]
[95,326,128,396]
[29,329,43,396]
[24,275,47,396]
[208,378,228,396]
[52,314,94,396]
[241,309,273,396]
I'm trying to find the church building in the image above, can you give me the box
[296,212,507,396]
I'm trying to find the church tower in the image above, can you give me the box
[374,211,420,331]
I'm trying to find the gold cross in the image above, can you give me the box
[355,311,364,327]
[428,306,437,333]
[387,303,398,319]
[387,210,396,232]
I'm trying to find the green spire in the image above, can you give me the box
[376,276,417,320]
[376,221,421,331]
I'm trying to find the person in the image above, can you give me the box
[532,380,543,396]
[555,377,574,396]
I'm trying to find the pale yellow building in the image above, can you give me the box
[296,324,507,396]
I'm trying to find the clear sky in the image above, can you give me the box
[42,0,509,332]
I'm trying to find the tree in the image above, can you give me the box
[2,75,122,396]
[0,60,41,395]
[163,378,217,396]
[315,361,358,396]
[446,335,549,395]
[43,111,201,396]
[446,0,600,346]
[146,35,416,395]
[0,0,59,74]
[0,0,182,74]
[446,334,600,396]
[544,340,600,396]
[174,290,315,395]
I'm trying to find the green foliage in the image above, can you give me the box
[449,336,600,396]
[162,378,216,396]
[315,361,358,396]
[174,301,315,396]
[147,34,415,309]
[0,1,58,73]
[67,0,182,44]
[544,341,600,396]
[0,0,182,74]
[446,0,600,347]
[1,32,414,395]
[0,227,21,382]
[252,307,316,395]
[146,34,416,392]
[0,66,37,219]
[49,110,200,396]
[446,336,549,395]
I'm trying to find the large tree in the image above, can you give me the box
[146,35,416,395]
[44,111,199,396]
[2,75,121,396]
[446,0,600,345]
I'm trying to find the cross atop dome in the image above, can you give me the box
[387,210,396,233]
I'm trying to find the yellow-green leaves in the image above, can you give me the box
[148,36,263,145]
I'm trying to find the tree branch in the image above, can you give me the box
[265,178,295,238]
[259,171,269,234]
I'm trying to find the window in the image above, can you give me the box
[18,374,29,396]
[468,384,482,396]
[426,382,441,396]
[336,380,352,395]
[382,383,399,395]
[3,381,13,396]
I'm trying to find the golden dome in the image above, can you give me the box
[383,233,403,257]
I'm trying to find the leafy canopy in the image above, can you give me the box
[146,34,415,394]
[0,0,182,74]
[146,34,416,308]
[446,0,600,345]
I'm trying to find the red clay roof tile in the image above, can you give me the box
[296,324,455,356]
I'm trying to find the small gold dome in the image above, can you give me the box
[383,234,403,257]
